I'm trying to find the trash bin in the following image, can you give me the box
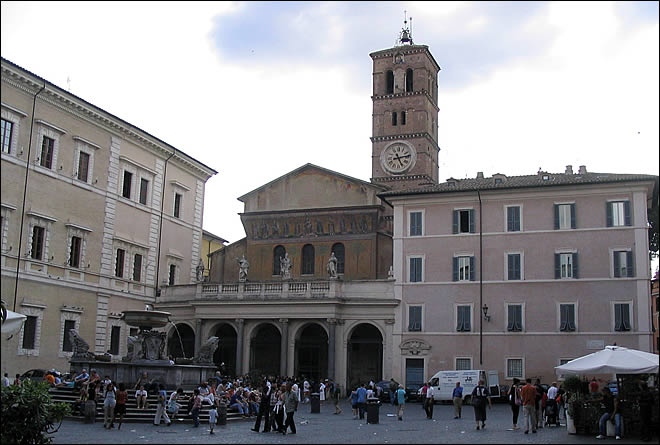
[310,392,320,413]
[84,400,96,424]
[367,399,380,424]
[217,401,227,426]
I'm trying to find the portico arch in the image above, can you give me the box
[249,323,281,377]
[212,322,237,376]
[167,322,195,359]
[294,322,328,381]
[347,323,383,390]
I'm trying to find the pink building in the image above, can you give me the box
[382,168,658,385]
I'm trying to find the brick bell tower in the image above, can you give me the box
[369,17,441,191]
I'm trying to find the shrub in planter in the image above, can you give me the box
[1,379,71,444]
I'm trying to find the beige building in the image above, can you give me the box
[201,230,227,281]
[1,57,216,377]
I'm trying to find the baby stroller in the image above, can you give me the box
[544,398,559,427]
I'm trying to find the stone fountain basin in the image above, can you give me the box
[121,310,171,328]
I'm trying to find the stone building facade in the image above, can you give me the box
[1,57,216,376]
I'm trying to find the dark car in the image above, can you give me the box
[405,383,422,402]
[375,380,393,403]
[19,369,48,383]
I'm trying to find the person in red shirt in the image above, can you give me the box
[589,378,600,396]
[520,378,538,434]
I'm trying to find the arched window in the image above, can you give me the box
[301,244,315,275]
[386,70,394,94]
[401,111,406,125]
[406,68,413,92]
[331,243,345,275]
[392,112,397,126]
[273,245,285,276]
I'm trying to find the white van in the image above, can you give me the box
[428,369,500,403]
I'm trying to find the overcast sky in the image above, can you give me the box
[2,1,658,246]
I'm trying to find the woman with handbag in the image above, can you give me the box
[507,378,522,430]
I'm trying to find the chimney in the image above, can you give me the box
[565,165,573,175]
[476,172,484,179]
[578,165,587,174]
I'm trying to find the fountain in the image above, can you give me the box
[67,309,219,390]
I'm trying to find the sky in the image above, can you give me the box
[1,1,659,247]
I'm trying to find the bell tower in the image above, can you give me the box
[369,16,441,190]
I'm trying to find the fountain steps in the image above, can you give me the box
[50,388,250,423]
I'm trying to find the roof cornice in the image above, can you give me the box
[1,57,217,180]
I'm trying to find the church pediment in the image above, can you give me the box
[400,339,431,356]
[238,163,386,213]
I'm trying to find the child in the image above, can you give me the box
[135,385,148,409]
[208,399,218,434]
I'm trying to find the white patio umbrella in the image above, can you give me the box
[1,309,27,335]
[555,345,659,375]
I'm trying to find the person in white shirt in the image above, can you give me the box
[425,383,435,419]
[319,381,326,402]
[303,379,310,403]
[547,382,558,401]
[2,373,10,387]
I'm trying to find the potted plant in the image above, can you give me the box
[563,375,583,434]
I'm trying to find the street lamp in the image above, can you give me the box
[482,304,491,322]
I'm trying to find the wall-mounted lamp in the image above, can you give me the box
[482,304,491,322]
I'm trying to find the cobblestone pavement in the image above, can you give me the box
[51,400,647,444]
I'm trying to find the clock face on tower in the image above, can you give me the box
[380,141,417,174]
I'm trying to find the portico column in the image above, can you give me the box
[327,318,337,380]
[279,318,288,377]
[235,318,245,376]
[195,319,203,356]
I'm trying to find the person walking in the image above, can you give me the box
[112,383,127,430]
[167,388,185,422]
[388,378,398,407]
[191,388,202,427]
[356,383,367,420]
[471,379,491,430]
[395,385,406,421]
[521,378,537,434]
[333,383,342,414]
[102,382,117,429]
[452,381,464,419]
[252,380,271,432]
[2,372,10,387]
[153,384,172,426]
[272,384,286,433]
[507,378,522,431]
[424,382,435,419]
[348,386,359,419]
[534,378,544,429]
[283,382,298,435]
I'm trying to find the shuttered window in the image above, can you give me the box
[408,306,422,332]
[409,257,422,282]
[507,305,523,332]
[507,206,521,232]
[409,212,422,236]
[559,304,576,332]
[507,254,521,280]
[606,201,631,227]
[614,303,631,331]
[453,209,475,234]
[613,251,634,278]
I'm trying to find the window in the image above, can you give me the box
[109,326,121,355]
[301,244,315,275]
[1,118,13,153]
[122,171,132,199]
[408,306,422,331]
[173,193,182,218]
[555,253,578,279]
[613,251,634,278]
[273,245,286,276]
[507,206,521,232]
[62,319,76,352]
[507,304,523,332]
[507,254,521,280]
[614,303,631,331]
[405,68,413,92]
[168,264,176,285]
[506,358,523,379]
[409,256,423,282]
[115,248,125,278]
[554,203,576,229]
[409,211,423,236]
[77,151,90,182]
[386,70,394,94]
[40,136,54,168]
[456,358,472,371]
[453,256,475,281]
[456,305,471,332]
[133,253,142,282]
[607,201,631,227]
[69,236,82,268]
[560,304,576,332]
[139,178,149,205]
[22,316,37,350]
[392,112,398,126]
[401,111,406,125]
[453,209,475,234]
[331,243,345,274]
[31,226,45,260]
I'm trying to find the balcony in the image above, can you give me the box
[157,279,395,303]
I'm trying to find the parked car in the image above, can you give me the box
[19,369,48,383]
[375,380,392,403]
[406,383,422,402]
